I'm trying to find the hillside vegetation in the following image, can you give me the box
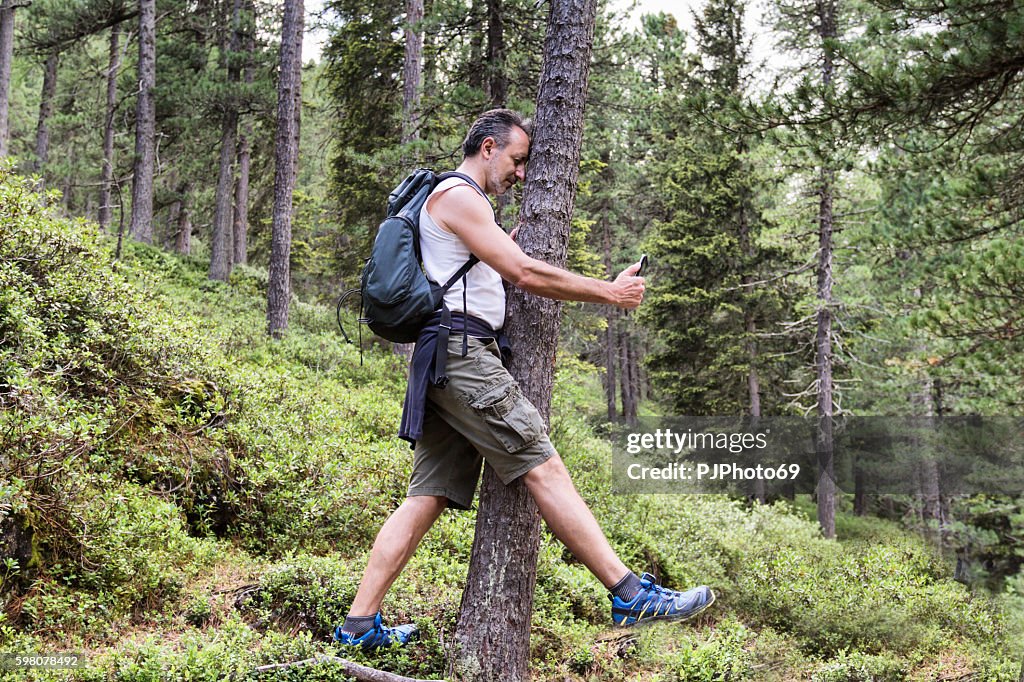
[2,171,1022,680]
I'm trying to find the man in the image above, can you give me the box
[335,109,715,648]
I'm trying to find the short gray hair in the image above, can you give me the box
[462,108,533,158]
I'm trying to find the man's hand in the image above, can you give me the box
[610,260,646,309]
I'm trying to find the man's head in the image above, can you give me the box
[462,109,532,196]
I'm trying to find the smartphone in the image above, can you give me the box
[637,254,649,277]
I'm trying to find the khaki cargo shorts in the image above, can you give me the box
[408,335,556,510]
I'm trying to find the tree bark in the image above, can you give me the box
[210,0,244,281]
[174,181,193,254]
[485,0,506,106]
[232,0,255,267]
[266,0,304,337]
[99,23,121,231]
[0,1,18,158]
[815,164,836,539]
[814,0,838,539]
[618,324,637,423]
[33,51,58,172]
[451,0,598,679]
[233,127,250,265]
[602,215,617,422]
[129,0,157,244]
[401,0,422,145]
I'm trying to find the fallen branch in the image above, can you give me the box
[254,655,444,682]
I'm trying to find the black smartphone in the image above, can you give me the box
[637,254,649,277]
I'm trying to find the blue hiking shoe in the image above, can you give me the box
[610,573,715,627]
[333,612,419,649]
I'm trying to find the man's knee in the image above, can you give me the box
[523,453,569,490]
[403,494,449,518]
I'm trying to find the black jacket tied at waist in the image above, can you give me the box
[399,311,512,447]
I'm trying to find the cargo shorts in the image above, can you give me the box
[407,335,556,510]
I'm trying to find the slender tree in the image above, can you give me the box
[98,22,121,230]
[232,0,255,267]
[128,0,157,243]
[209,0,244,280]
[451,0,598,678]
[32,51,58,171]
[0,0,27,157]
[266,0,304,336]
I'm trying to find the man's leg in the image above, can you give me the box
[347,495,449,616]
[523,453,715,626]
[522,454,629,588]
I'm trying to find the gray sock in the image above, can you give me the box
[610,571,643,602]
[341,614,377,636]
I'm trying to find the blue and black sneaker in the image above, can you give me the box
[610,573,715,627]
[333,612,419,649]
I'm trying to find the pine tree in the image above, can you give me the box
[266,0,303,337]
[452,0,598,676]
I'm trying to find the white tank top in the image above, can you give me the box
[420,176,506,331]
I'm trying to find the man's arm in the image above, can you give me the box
[429,186,645,309]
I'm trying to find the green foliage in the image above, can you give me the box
[2,167,1021,678]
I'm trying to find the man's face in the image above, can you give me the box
[482,126,530,196]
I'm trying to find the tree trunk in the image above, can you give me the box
[451,0,598,679]
[233,127,250,265]
[232,0,255,267]
[175,181,193,254]
[627,329,640,416]
[129,0,157,244]
[33,52,58,172]
[619,324,637,423]
[210,0,244,281]
[99,23,121,231]
[401,0,422,145]
[815,164,836,538]
[814,0,838,540]
[393,0,424,361]
[266,0,304,337]
[485,0,506,106]
[602,216,617,422]
[0,1,17,158]
[737,184,765,502]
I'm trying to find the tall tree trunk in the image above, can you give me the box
[813,0,838,539]
[129,0,157,244]
[393,0,424,361]
[815,164,836,539]
[232,0,255,267]
[485,0,506,106]
[175,181,193,254]
[738,185,765,502]
[401,0,422,145]
[33,52,58,172]
[602,215,617,422]
[233,129,250,264]
[210,0,244,281]
[266,0,304,337]
[619,325,637,423]
[451,0,598,679]
[627,329,640,416]
[99,23,122,231]
[0,1,18,158]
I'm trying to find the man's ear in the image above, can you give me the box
[481,137,496,159]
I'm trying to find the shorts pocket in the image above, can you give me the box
[469,383,545,453]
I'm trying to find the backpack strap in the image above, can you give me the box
[432,261,478,388]
[436,171,487,199]
[428,171,488,387]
